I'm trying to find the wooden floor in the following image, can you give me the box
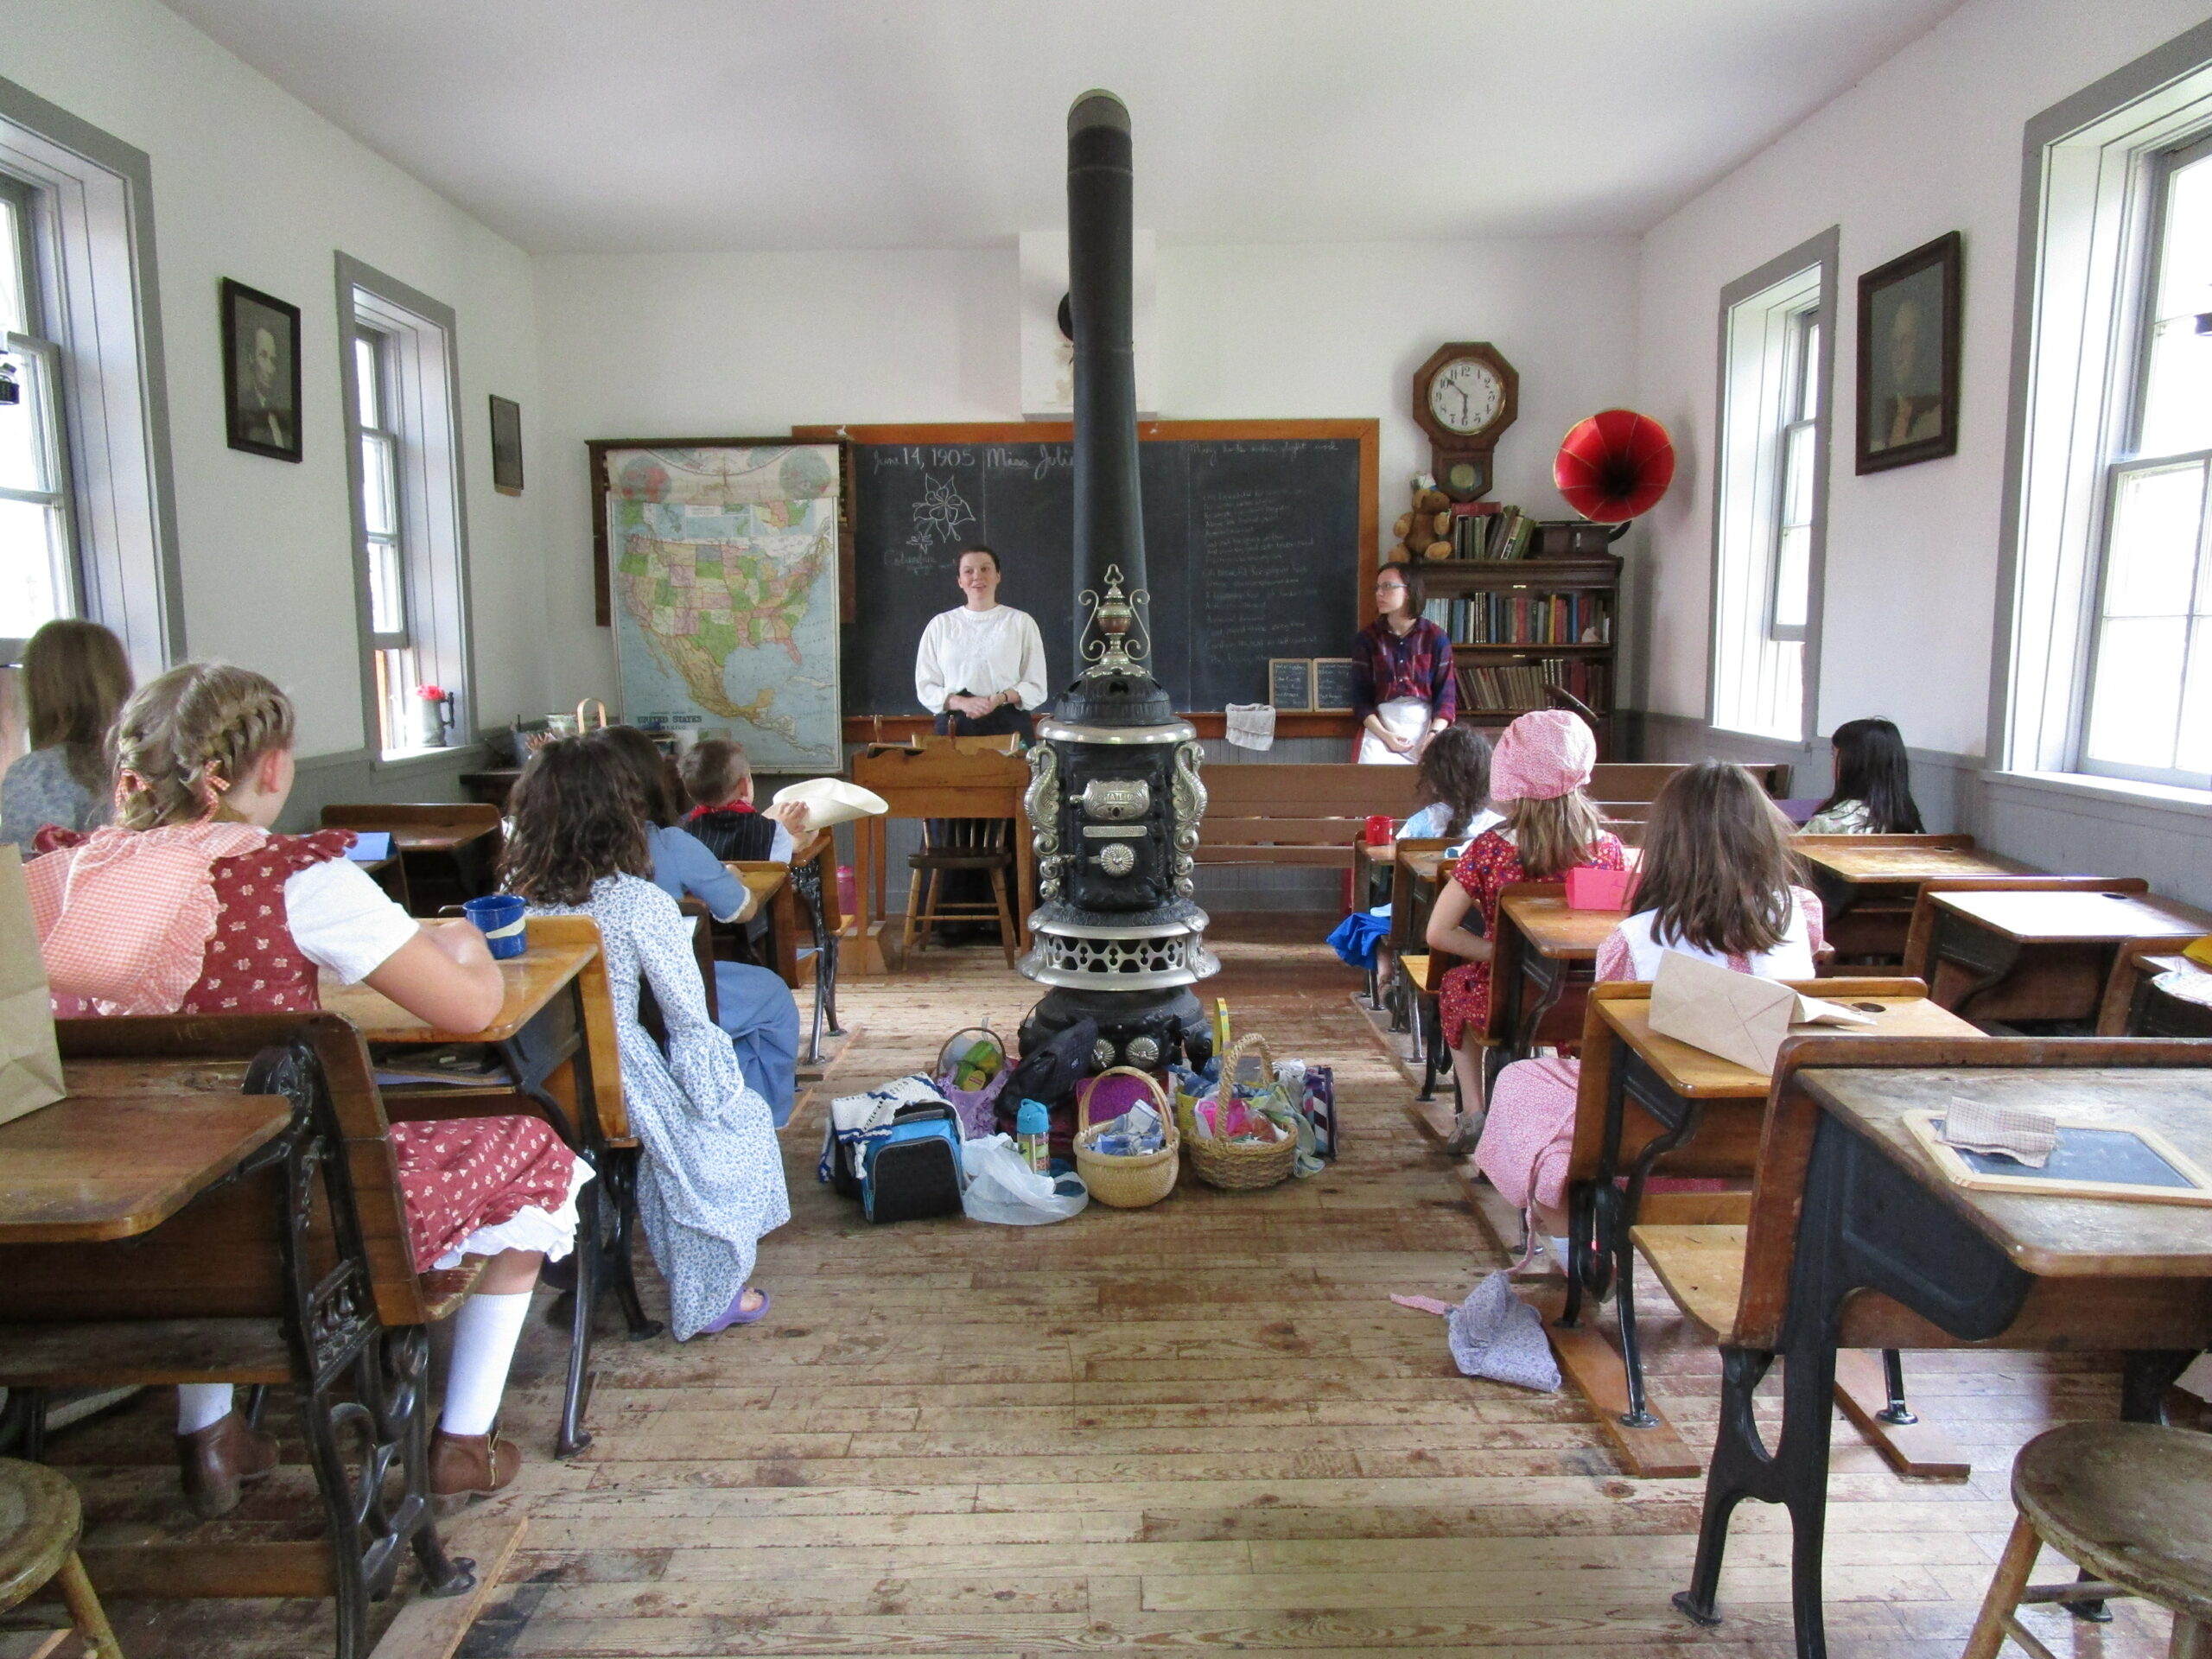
[32,917,2184,1657]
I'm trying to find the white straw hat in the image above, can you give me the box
[770,777,891,830]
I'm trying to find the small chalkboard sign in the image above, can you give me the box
[1268,658,1314,712]
[1312,657,1357,714]
[1905,1109,2212,1205]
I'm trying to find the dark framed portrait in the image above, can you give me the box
[1855,231,1961,474]
[489,394,524,495]
[220,278,302,462]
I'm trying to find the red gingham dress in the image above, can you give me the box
[1435,829,1628,1051]
[35,830,577,1274]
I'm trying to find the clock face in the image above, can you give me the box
[1428,358,1504,435]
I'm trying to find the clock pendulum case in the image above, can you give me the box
[1412,342,1517,502]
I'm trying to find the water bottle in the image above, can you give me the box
[1015,1098,1051,1174]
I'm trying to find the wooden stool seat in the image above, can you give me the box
[1964,1421,2212,1658]
[0,1459,122,1657]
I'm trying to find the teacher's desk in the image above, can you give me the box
[849,741,1035,975]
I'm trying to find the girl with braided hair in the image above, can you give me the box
[25,663,587,1513]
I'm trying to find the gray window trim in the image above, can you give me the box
[0,73,181,671]
[1707,225,1838,745]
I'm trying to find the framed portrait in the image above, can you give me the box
[488,395,524,495]
[220,278,302,462]
[1855,232,1961,474]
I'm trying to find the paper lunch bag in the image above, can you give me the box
[0,844,64,1125]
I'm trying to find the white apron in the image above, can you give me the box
[1357,696,1430,765]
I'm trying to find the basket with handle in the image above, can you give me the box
[1179,1033,1299,1191]
[933,1024,1009,1141]
[1073,1067,1179,1209]
[576,697,611,732]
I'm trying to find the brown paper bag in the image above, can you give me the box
[0,844,65,1125]
[1648,952,1875,1074]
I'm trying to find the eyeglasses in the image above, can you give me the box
[1375,582,1408,594]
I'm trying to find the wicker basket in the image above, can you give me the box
[1179,1034,1299,1191]
[1073,1069,1179,1210]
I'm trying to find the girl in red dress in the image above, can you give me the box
[1422,711,1624,1144]
[29,664,586,1513]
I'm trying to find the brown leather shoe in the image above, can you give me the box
[176,1409,280,1519]
[429,1425,521,1499]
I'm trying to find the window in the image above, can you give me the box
[1709,228,1837,741]
[1999,22,2212,792]
[337,257,473,761]
[2077,137,2212,786]
[0,79,179,676]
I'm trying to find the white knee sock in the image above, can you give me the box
[1546,1236,1572,1274]
[176,1383,233,1435]
[441,1292,532,1438]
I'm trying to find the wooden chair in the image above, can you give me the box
[1901,874,2151,1021]
[1963,1421,2212,1659]
[321,803,504,916]
[0,1459,123,1658]
[0,1013,485,1659]
[904,817,1018,967]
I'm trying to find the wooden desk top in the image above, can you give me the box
[1598,995,1982,1098]
[1932,888,2212,944]
[1500,893,1625,958]
[1802,1065,2212,1277]
[1399,849,1453,887]
[382,824,496,854]
[321,934,596,1044]
[1798,843,2035,883]
[0,1071,294,1243]
[721,862,789,925]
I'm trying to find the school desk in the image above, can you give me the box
[321,804,502,915]
[1552,982,1981,1481]
[2113,952,2212,1039]
[1488,889,1624,1088]
[1656,1039,2212,1659]
[1794,835,2034,962]
[849,741,1034,974]
[322,916,644,1456]
[1925,887,2212,1027]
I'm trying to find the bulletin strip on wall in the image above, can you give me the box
[791,420,1379,744]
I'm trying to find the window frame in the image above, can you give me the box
[1991,16,2212,798]
[1707,226,1839,745]
[334,254,475,766]
[1765,306,1822,645]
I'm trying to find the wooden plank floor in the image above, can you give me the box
[36,917,2183,1656]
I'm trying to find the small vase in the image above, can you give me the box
[414,695,451,749]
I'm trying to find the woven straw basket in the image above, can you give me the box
[1179,1034,1299,1192]
[1073,1068,1179,1210]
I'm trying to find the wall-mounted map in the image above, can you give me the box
[601,442,842,768]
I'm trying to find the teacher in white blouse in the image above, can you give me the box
[914,545,1049,742]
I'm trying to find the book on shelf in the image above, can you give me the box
[1440,502,1541,561]
[1454,658,1610,714]
[1421,591,1612,647]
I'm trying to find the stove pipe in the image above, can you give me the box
[1067,91,1145,624]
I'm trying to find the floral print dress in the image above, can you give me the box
[1435,828,1628,1050]
[531,874,791,1340]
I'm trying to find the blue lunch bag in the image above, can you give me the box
[860,1102,965,1224]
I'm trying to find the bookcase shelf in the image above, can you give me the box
[1420,552,1624,753]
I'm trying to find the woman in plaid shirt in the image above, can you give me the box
[1350,561,1457,763]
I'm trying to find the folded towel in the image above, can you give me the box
[1941,1096,2059,1169]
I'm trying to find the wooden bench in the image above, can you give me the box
[1633,1035,2212,1656]
[1197,760,1790,869]
[0,1012,509,1659]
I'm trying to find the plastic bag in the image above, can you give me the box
[959,1133,1090,1226]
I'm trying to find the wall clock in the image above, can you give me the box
[1412,342,1517,501]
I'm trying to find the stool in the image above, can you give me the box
[0,1459,123,1658]
[1961,1421,2212,1659]
[904,818,1018,968]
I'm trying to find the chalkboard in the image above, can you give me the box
[827,423,1375,715]
[1907,1110,2212,1205]
[1268,658,1313,711]
[1313,658,1357,714]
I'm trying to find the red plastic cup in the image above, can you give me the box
[1363,815,1394,846]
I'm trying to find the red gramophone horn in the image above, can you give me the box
[1554,408,1675,522]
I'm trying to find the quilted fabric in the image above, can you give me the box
[1446,1270,1561,1392]
[1488,709,1597,802]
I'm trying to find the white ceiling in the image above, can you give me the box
[158,0,1967,255]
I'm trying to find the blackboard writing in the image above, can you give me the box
[843,435,1363,714]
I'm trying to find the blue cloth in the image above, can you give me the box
[1327,905,1393,969]
[645,822,801,1122]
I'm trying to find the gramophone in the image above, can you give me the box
[1554,408,1675,530]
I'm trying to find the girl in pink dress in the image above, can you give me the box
[29,664,587,1512]
[1423,711,1624,1142]
[1473,761,1826,1268]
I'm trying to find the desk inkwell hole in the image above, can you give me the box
[1850,1002,1886,1014]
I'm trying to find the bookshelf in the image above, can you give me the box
[1419,549,1624,758]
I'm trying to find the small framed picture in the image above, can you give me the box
[489,394,524,495]
[1855,231,1961,474]
[221,278,302,462]
[1311,658,1357,714]
[1268,658,1314,713]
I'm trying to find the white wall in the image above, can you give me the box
[1634,0,2210,761]
[532,237,1637,708]
[2,0,550,759]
